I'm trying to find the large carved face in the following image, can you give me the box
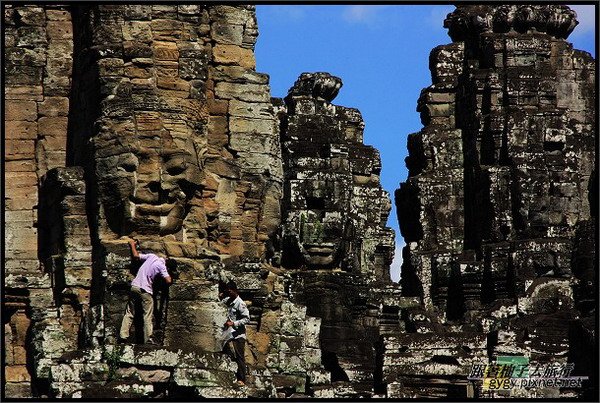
[281,73,359,270]
[285,175,351,268]
[95,112,205,236]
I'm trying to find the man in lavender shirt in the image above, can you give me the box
[119,239,174,344]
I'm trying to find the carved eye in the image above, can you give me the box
[164,155,186,175]
[118,154,138,173]
[147,182,161,193]
[121,162,137,173]
[166,165,186,175]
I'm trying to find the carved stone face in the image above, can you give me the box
[95,114,205,236]
[285,176,350,268]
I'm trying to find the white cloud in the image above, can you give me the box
[342,5,382,25]
[569,5,596,36]
[389,241,405,283]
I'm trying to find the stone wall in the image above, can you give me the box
[393,5,596,398]
[3,5,321,398]
[4,5,74,397]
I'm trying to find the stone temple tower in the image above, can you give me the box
[390,4,596,398]
[3,3,596,400]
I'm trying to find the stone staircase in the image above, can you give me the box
[49,344,249,398]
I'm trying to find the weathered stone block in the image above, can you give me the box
[207,99,228,115]
[122,21,152,42]
[214,82,269,102]
[43,75,71,96]
[39,97,69,117]
[46,57,73,77]
[123,41,152,59]
[211,22,244,45]
[5,100,37,122]
[229,116,273,135]
[14,7,45,26]
[46,21,72,40]
[4,64,44,86]
[209,5,251,26]
[5,47,46,66]
[172,368,222,387]
[5,121,38,140]
[153,41,179,61]
[156,69,189,91]
[5,160,36,172]
[4,382,33,398]
[46,9,70,21]
[97,58,125,77]
[6,140,36,160]
[38,116,68,137]
[4,85,44,101]
[212,65,269,85]
[151,19,183,39]
[272,374,306,392]
[229,100,272,119]
[213,44,255,69]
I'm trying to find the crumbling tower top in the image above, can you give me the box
[286,72,343,103]
[444,5,579,42]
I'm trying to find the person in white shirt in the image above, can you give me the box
[220,281,250,385]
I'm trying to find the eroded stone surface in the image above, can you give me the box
[3,5,316,399]
[393,4,596,399]
[3,3,596,400]
[277,72,397,397]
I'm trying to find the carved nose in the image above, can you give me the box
[131,180,161,204]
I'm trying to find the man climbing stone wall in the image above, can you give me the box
[4,5,324,398]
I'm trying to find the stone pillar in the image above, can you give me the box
[60,3,286,357]
[207,5,282,263]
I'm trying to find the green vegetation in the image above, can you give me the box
[103,344,124,381]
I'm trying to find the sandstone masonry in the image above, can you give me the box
[393,5,596,398]
[3,4,597,400]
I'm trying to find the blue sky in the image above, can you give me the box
[255,5,597,281]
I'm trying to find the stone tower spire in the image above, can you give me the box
[389,4,595,398]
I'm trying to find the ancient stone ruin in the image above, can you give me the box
[277,72,396,396]
[394,4,596,399]
[3,4,596,399]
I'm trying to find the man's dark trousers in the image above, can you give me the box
[226,338,246,382]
